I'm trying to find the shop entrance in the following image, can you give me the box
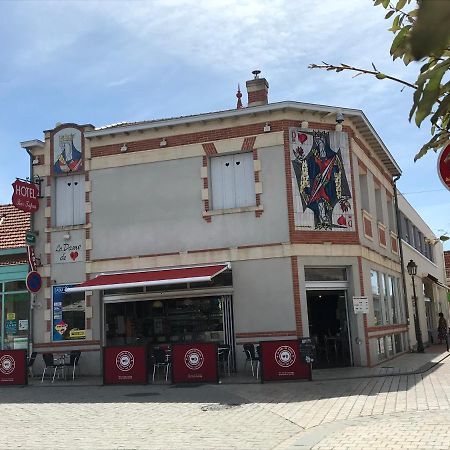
[306,290,352,368]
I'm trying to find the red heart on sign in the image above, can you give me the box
[298,133,308,144]
[70,251,78,261]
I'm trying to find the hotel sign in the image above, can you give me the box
[12,179,40,213]
[438,143,450,192]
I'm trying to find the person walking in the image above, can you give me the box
[437,312,448,345]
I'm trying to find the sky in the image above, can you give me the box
[0,0,448,250]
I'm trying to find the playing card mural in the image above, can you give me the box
[53,127,83,174]
[290,128,354,231]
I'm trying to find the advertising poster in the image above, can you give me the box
[103,346,148,385]
[260,340,311,382]
[171,343,218,384]
[52,285,85,341]
[0,350,27,386]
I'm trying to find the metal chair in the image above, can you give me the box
[218,344,231,376]
[64,351,81,380]
[41,353,65,383]
[243,343,260,378]
[27,352,37,378]
[152,348,171,382]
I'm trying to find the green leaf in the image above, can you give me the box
[385,10,395,19]
[410,0,450,60]
[415,67,445,127]
[396,0,407,10]
[376,73,387,79]
[440,236,450,242]
[390,26,410,60]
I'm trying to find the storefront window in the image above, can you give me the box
[105,297,224,346]
[371,270,382,326]
[381,274,390,325]
[52,285,86,341]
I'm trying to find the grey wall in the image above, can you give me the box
[91,146,289,259]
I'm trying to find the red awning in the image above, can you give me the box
[65,263,230,293]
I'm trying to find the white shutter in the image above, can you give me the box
[72,174,85,225]
[55,177,73,226]
[233,152,256,207]
[211,155,235,210]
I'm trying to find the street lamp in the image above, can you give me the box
[406,259,424,353]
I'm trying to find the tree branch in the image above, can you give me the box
[308,63,418,90]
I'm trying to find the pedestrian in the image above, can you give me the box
[437,312,448,344]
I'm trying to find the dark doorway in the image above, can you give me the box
[307,290,352,368]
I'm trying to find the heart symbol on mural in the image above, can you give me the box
[70,251,79,261]
[298,133,308,144]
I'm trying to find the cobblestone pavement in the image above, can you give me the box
[2,355,450,449]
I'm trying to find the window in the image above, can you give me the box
[305,267,347,281]
[55,174,85,226]
[381,274,390,325]
[210,153,255,210]
[387,197,395,232]
[371,270,382,326]
[359,174,369,211]
[375,187,383,223]
[52,285,86,341]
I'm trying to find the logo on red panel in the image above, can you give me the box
[184,349,204,370]
[116,351,135,372]
[275,346,296,368]
[0,355,15,375]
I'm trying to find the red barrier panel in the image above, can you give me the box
[0,350,27,386]
[172,343,218,384]
[103,346,148,385]
[259,340,311,382]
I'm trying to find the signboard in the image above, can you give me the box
[438,143,450,192]
[25,231,36,246]
[27,246,38,271]
[26,271,42,293]
[11,179,40,213]
[171,343,218,384]
[0,350,27,386]
[52,236,84,264]
[299,337,316,364]
[103,346,148,385]
[259,340,311,382]
[353,296,369,314]
[5,320,17,334]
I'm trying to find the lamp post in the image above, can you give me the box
[406,259,424,353]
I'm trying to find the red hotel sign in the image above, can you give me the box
[12,179,40,213]
[438,143,450,192]
[0,350,27,386]
[259,340,311,382]
[103,346,148,385]
[172,343,218,384]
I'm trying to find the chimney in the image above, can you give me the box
[246,70,269,107]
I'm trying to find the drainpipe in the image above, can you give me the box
[24,147,34,355]
[393,175,411,350]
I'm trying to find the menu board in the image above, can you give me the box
[259,340,311,382]
[103,346,148,385]
[299,337,316,364]
[171,343,218,384]
[0,350,27,386]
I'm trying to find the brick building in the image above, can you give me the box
[0,205,31,351]
[19,72,449,375]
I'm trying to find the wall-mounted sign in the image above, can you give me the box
[353,296,369,314]
[172,343,218,384]
[27,246,38,271]
[103,346,148,385]
[259,340,311,382]
[5,320,17,334]
[26,271,42,293]
[438,143,450,192]
[25,231,36,246]
[52,235,84,264]
[289,129,354,232]
[53,126,83,174]
[11,179,40,213]
[0,350,27,385]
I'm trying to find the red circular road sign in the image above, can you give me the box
[438,143,450,192]
[26,271,42,293]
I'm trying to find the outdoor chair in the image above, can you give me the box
[64,351,81,380]
[218,344,231,376]
[41,353,65,383]
[152,347,171,382]
[243,343,260,378]
[27,352,37,378]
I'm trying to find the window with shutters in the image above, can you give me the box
[55,174,85,226]
[210,152,256,210]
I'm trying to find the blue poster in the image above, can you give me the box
[5,320,17,335]
[52,285,73,341]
